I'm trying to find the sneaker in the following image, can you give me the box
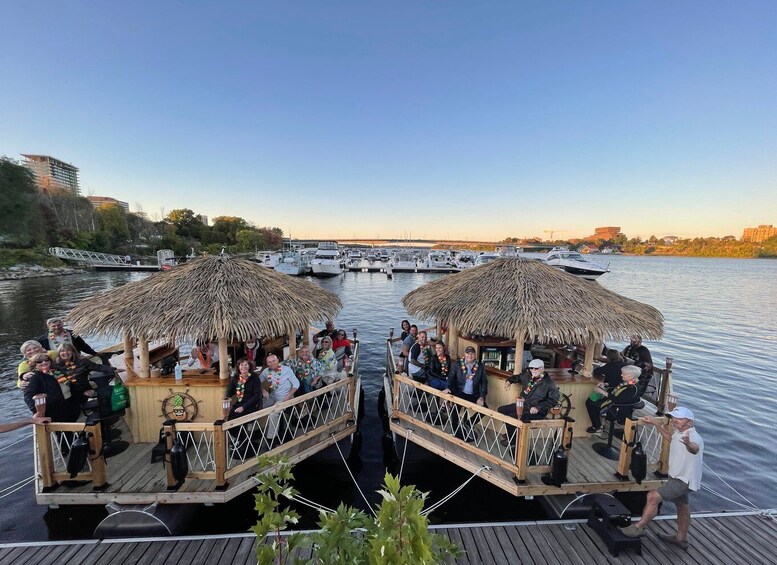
[586,426,600,434]
[620,524,645,538]
[658,532,689,550]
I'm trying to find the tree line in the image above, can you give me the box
[0,157,283,259]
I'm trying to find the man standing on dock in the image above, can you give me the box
[620,407,704,550]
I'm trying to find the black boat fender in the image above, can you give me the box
[630,441,647,484]
[67,432,90,478]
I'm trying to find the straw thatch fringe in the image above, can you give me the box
[402,259,663,343]
[67,255,341,342]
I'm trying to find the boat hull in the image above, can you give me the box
[311,262,343,277]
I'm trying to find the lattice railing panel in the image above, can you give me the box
[635,423,663,464]
[50,431,93,474]
[526,426,562,467]
[176,430,216,472]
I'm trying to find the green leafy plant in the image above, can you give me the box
[254,457,460,564]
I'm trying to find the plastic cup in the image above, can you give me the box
[389,328,395,339]
[515,397,524,418]
[33,394,47,417]
[667,393,678,411]
[222,399,231,420]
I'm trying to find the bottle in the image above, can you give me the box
[174,362,182,381]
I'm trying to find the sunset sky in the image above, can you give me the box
[2,2,775,240]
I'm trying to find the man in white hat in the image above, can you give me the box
[620,406,704,550]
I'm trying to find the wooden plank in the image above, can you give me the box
[695,516,773,564]
[165,539,201,565]
[478,524,511,565]
[226,536,256,565]
[541,523,589,565]
[493,525,537,565]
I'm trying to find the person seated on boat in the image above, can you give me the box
[399,319,411,342]
[235,336,266,369]
[315,337,344,385]
[622,334,653,379]
[52,343,117,416]
[23,354,81,423]
[284,345,323,394]
[396,324,419,374]
[426,341,452,391]
[17,340,58,389]
[312,320,337,351]
[588,364,642,433]
[585,350,628,433]
[187,338,220,371]
[443,346,488,442]
[225,358,263,419]
[332,330,354,371]
[407,330,434,383]
[497,359,559,446]
[259,354,300,442]
[36,317,99,359]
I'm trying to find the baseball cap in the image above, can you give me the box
[667,407,694,420]
[528,359,545,369]
[464,346,476,354]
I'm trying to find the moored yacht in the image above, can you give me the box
[256,250,282,268]
[473,251,500,266]
[389,251,418,271]
[274,251,310,276]
[311,241,344,277]
[543,247,609,280]
[426,250,454,269]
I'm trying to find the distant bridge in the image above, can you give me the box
[287,239,555,251]
[49,247,130,266]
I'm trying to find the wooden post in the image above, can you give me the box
[89,423,107,488]
[435,320,442,343]
[218,337,229,380]
[657,433,671,478]
[287,328,297,359]
[582,333,596,377]
[562,418,574,452]
[392,375,400,418]
[448,321,458,358]
[616,417,638,478]
[123,332,133,363]
[514,422,531,482]
[347,375,356,421]
[656,358,672,413]
[213,422,227,489]
[35,424,57,490]
[514,330,527,374]
[139,334,150,379]
[164,421,177,489]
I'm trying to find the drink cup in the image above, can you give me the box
[515,397,524,418]
[33,394,47,417]
[389,327,395,339]
[667,393,678,411]
[222,398,231,420]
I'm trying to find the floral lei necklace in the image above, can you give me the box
[266,367,283,389]
[236,373,249,401]
[460,359,479,380]
[438,355,449,376]
[297,358,313,378]
[523,374,542,396]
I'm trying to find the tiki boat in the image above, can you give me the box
[30,255,361,535]
[385,258,675,517]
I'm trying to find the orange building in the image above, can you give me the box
[586,226,623,241]
[742,225,777,243]
[21,154,80,195]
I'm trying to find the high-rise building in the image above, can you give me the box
[586,226,623,241]
[198,215,209,226]
[742,224,777,243]
[87,196,129,212]
[21,154,80,195]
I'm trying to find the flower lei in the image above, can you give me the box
[460,359,479,380]
[523,373,542,396]
[296,358,313,378]
[266,367,283,391]
[438,355,449,376]
[236,373,249,401]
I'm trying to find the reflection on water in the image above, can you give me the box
[1,256,775,541]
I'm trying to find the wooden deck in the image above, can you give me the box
[1,512,773,564]
[35,419,356,506]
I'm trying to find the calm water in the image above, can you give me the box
[1,255,775,541]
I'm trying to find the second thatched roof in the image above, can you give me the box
[403,258,663,343]
[67,255,342,342]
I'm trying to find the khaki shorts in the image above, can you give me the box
[658,477,690,505]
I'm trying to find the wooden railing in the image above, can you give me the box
[391,375,569,482]
[34,422,107,491]
[616,416,671,479]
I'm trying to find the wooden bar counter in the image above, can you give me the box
[110,352,228,443]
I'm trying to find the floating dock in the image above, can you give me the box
[1,511,772,564]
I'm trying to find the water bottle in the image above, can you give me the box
[174,362,182,381]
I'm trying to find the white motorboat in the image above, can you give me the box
[454,250,477,269]
[311,241,344,277]
[274,251,310,276]
[256,251,282,268]
[426,251,455,269]
[496,244,522,257]
[473,252,500,266]
[543,247,609,280]
[389,251,418,271]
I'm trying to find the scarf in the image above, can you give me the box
[245,344,257,363]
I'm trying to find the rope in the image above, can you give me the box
[289,494,335,516]
[422,465,489,516]
[0,476,35,499]
[332,433,377,518]
[398,430,411,482]
[0,433,32,452]
[559,492,617,519]
[700,485,759,511]
[0,475,37,495]
[703,461,759,510]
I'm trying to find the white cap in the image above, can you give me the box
[668,407,694,420]
[528,359,545,369]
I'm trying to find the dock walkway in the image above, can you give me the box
[1,512,773,564]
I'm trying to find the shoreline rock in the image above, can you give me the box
[0,265,84,281]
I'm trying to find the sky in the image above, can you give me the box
[1,1,776,241]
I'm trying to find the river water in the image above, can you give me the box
[1,255,775,542]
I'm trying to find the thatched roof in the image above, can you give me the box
[67,255,341,342]
[402,259,663,343]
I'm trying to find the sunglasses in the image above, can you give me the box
[529,367,542,370]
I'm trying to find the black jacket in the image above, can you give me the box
[51,358,113,396]
[508,371,560,415]
[593,361,627,390]
[446,359,488,399]
[427,354,452,382]
[23,370,80,422]
[226,373,263,414]
[36,330,98,356]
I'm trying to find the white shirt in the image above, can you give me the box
[668,427,704,491]
[260,365,300,402]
